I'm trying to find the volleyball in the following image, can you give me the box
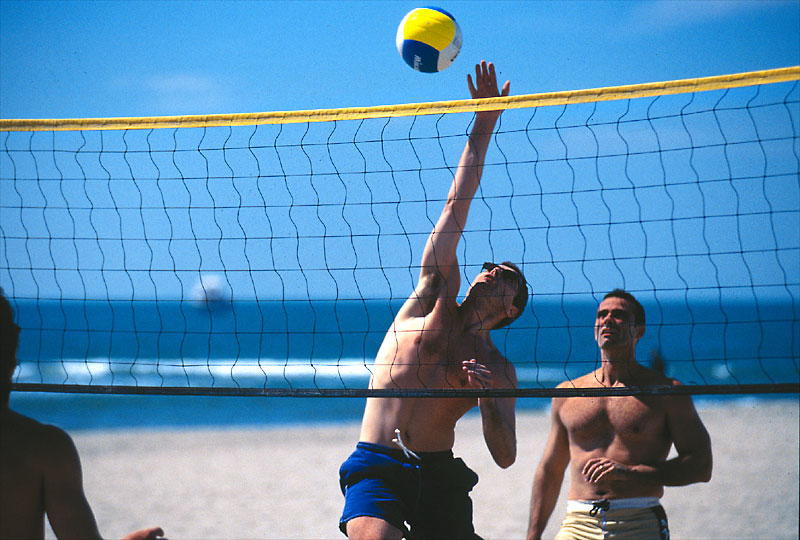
[396,7,462,73]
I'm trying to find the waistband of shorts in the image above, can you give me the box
[567,497,662,513]
[355,441,453,463]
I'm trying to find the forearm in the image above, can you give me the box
[426,114,498,267]
[527,469,564,540]
[631,452,712,487]
[453,115,498,189]
[48,494,102,540]
[444,113,501,222]
[479,397,516,468]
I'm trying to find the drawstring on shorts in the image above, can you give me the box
[392,428,421,460]
[589,500,610,517]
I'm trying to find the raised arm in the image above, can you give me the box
[527,398,571,540]
[399,61,510,320]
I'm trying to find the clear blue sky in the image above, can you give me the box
[1,1,798,384]
[1,0,798,306]
[1,0,798,119]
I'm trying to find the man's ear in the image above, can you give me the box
[635,325,645,340]
[506,305,519,320]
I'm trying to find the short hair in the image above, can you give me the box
[0,288,21,403]
[602,288,645,326]
[493,261,529,330]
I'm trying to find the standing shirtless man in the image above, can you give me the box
[527,289,712,540]
[338,61,528,539]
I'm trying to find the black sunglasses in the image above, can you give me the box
[482,262,520,284]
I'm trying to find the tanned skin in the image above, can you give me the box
[0,289,164,540]
[346,61,522,540]
[527,295,712,540]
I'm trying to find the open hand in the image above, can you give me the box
[467,60,510,100]
[462,359,493,389]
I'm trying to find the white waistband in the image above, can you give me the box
[568,497,661,513]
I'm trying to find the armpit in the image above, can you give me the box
[413,270,444,314]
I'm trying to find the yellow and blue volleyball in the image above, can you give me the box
[396,7,462,73]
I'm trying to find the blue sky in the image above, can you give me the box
[1,0,798,119]
[1,1,798,385]
[1,0,798,307]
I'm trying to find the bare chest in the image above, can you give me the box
[372,324,488,390]
[560,396,668,449]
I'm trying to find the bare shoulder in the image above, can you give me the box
[1,410,76,459]
[640,369,696,404]
[638,364,680,387]
[557,371,602,388]
[395,267,453,322]
[661,377,702,409]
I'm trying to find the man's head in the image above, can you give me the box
[0,288,21,405]
[594,288,645,351]
[470,261,528,329]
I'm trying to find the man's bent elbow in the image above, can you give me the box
[699,456,713,483]
[498,454,516,469]
[493,447,516,469]
[683,454,712,485]
[695,444,713,483]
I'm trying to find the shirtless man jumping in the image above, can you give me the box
[338,61,528,540]
[527,289,713,540]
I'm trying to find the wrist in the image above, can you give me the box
[527,527,543,540]
[473,112,501,129]
[628,463,659,484]
[478,396,497,409]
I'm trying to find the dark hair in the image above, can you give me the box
[493,261,529,330]
[602,288,645,326]
[0,288,21,404]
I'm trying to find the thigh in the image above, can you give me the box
[340,475,412,536]
[605,507,669,540]
[346,516,404,540]
[554,512,603,540]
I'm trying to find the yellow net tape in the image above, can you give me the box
[1,66,798,132]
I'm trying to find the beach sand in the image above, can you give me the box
[50,399,798,539]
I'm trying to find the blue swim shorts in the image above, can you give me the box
[338,441,482,539]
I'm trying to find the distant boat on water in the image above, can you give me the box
[190,274,229,306]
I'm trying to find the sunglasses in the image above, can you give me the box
[482,262,521,285]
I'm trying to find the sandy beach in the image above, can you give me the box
[47,399,798,540]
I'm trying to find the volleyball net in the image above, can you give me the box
[2,67,798,397]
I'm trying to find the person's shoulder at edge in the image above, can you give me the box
[2,408,73,444]
[1,408,83,490]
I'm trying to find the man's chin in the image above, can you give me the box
[598,338,623,349]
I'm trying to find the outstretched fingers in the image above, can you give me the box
[467,60,510,101]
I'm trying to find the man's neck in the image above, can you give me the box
[458,300,496,337]
[598,349,641,386]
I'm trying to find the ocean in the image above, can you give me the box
[9,297,799,430]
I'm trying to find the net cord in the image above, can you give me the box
[11,382,800,397]
[1,67,798,132]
